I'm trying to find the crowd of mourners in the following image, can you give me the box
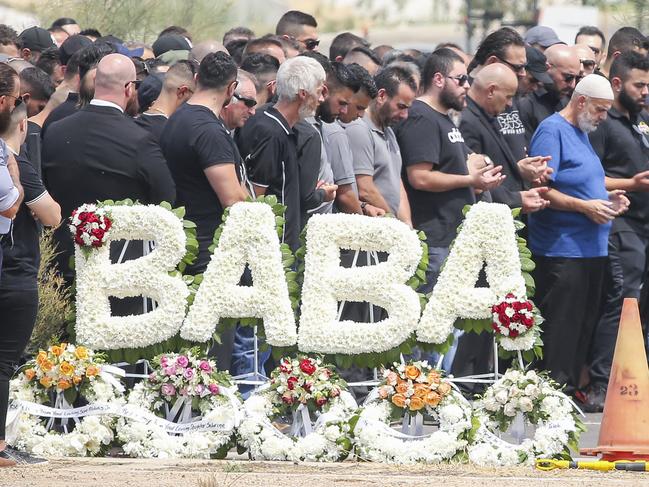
[0,10,648,465]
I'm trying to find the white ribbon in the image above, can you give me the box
[99,364,126,393]
[400,411,424,437]
[289,404,313,437]
[508,411,526,444]
[44,392,79,433]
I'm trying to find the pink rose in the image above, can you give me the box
[176,355,189,368]
[163,367,176,376]
[148,373,157,382]
[281,392,294,405]
[199,361,212,372]
[386,371,398,386]
[183,368,194,380]
[208,383,220,395]
[160,357,168,367]
[161,383,176,397]
[195,384,205,395]
[330,387,340,398]
[316,396,327,407]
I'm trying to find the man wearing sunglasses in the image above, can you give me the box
[584,51,649,413]
[575,25,606,68]
[275,10,319,53]
[573,44,597,82]
[221,69,257,132]
[519,44,580,143]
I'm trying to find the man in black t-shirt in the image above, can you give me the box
[161,52,247,275]
[395,48,505,293]
[136,60,196,142]
[236,56,327,252]
[585,52,649,411]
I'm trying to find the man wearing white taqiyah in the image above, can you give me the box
[528,74,630,396]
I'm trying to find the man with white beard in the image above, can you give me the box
[528,74,629,397]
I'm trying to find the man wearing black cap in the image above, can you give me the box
[519,45,553,96]
[18,26,56,63]
[136,60,196,142]
[152,34,191,58]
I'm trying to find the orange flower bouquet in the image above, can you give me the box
[377,361,453,416]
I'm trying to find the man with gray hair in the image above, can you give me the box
[528,74,629,394]
[236,55,326,252]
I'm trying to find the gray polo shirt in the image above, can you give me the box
[346,113,402,215]
[323,121,358,209]
[306,117,334,215]
[0,138,18,234]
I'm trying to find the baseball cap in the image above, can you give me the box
[95,35,144,58]
[524,26,564,48]
[153,35,191,58]
[525,45,552,84]
[59,34,92,65]
[137,73,164,112]
[19,26,56,52]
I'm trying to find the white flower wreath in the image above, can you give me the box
[237,389,357,461]
[353,386,473,464]
[7,374,123,457]
[115,381,242,459]
[468,369,581,466]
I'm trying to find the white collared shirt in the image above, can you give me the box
[89,99,124,113]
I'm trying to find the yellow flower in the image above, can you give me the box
[391,393,407,408]
[413,383,428,398]
[74,346,88,360]
[57,379,71,391]
[405,365,420,380]
[424,391,442,407]
[24,369,36,381]
[60,361,74,376]
[40,360,53,372]
[72,375,82,385]
[409,396,425,411]
[395,382,409,394]
[50,345,64,357]
[437,382,452,396]
[86,365,99,377]
[39,377,52,388]
[60,343,68,350]
[36,351,47,365]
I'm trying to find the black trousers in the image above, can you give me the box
[0,288,38,439]
[532,256,606,394]
[589,231,649,388]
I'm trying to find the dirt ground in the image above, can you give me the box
[1,458,649,487]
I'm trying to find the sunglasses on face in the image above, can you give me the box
[589,46,601,56]
[124,79,142,89]
[233,92,257,108]
[580,59,596,69]
[561,72,577,83]
[4,94,22,110]
[447,74,470,86]
[302,38,320,51]
[498,56,528,73]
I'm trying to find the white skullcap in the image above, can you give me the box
[574,74,613,100]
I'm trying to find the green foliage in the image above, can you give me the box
[36,0,234,44]
[28,230,74,355]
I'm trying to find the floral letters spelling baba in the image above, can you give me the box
[74,201,530,355]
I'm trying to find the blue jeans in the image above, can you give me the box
[230,324,271,398]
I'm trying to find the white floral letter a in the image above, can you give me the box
[417,202,526,343]
[298,214,421,354]
[181,202,297,346]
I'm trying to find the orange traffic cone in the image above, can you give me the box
[581,298,649,460]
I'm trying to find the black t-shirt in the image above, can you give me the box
[0,151,47,290]
[161,103,243,270]
[590,108,649,235]
[25,120,43,177]
[235,105,301,252]
[395,100,475,247]
[135,113,167,143]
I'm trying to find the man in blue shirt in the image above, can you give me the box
[528,74,629,396]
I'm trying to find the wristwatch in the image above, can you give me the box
[360,202,367,213]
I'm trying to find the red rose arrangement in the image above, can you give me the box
[269,356,346,416]
[69,204,112,256]
[491,293,535,338]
